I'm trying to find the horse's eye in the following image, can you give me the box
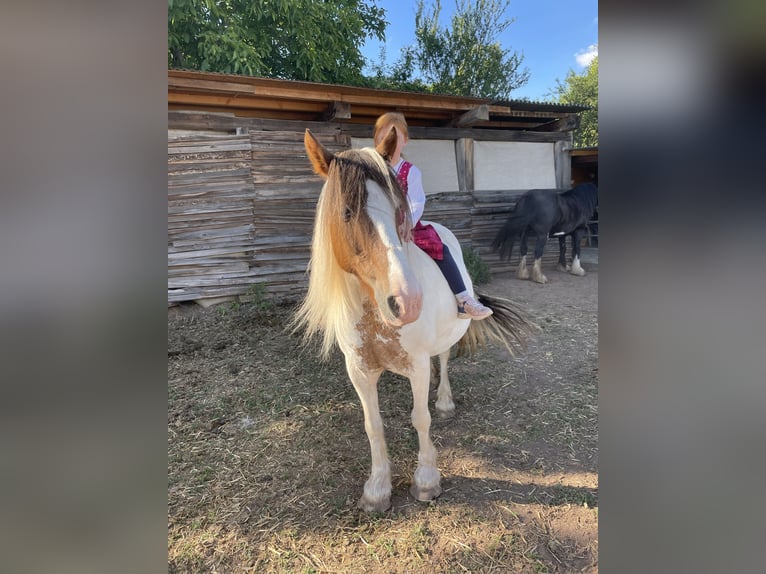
[343,207,353,222]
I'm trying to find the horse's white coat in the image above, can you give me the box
[301,144,475,511]
[346,205,471,510]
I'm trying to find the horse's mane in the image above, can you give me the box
[292,147,412,358]
[562,183,598,215]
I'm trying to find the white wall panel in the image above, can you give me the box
[352,138,459,194]
[473,141,556,190]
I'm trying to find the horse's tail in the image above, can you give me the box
[491,201,536,261]
[455,293,538,357]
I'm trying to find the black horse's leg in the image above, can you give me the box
[557,235,568,272]
[531,231,548,284]
[569,227,586,276]
[517,230,530,280]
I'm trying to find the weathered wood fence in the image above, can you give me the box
[168,112,571,305]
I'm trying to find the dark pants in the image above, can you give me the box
[433,244,466,295]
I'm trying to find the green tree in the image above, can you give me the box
[168,0,386,84]
[551,56,598,148]
[393,0,529,98]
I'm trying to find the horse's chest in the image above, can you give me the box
[351,302,412,373]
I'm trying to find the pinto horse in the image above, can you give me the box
[294,129,533,512]
[492,183,598,284]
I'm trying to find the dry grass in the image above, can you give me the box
[168,269,598,573]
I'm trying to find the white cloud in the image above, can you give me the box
[575,44,598,67]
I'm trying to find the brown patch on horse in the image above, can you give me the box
[355,301,412,373]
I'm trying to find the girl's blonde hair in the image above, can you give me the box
[373,112,409,145]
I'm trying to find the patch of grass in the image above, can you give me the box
[462,247,492,285]
[548,485,598,508]
[195,465,215,484]
[407,522,432,560]
[239,283,275,313]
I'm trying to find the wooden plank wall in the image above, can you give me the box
[168,127,346,304]
[168,133,257,303]
[168,113,571,305]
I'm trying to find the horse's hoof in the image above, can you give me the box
[532,274,547,284]
[410,482,442,502]
[436,406,455,419]
[517,270,529,280]
[557,264,568,273]
[358,496,391,513]
[570,267,586,277]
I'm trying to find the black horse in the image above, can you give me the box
[492,183,598,284]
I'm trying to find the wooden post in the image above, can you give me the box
[455,138,474,192]
[554,136,573,189]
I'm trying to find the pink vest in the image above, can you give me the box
[396,161,444,260]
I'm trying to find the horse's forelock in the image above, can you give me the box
[324,152,370,229]
[361,148,412,238]
[325,148,410,236]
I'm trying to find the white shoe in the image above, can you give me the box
[457,296,493,320]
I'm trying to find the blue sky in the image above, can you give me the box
[361,0,598,102]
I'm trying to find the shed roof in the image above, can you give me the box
[168,69,587,133]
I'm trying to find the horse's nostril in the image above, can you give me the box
[387,296,401,318]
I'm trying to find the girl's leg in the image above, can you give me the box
[433,244,466,294]
[433,245,492,320]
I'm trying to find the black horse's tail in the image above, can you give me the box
[491,201,536,261]
[455,293,538,358]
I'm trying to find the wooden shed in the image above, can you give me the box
[168,70,588,305]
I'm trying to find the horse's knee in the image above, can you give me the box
[411,407,431,433]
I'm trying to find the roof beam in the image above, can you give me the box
[531,114,580,132]
[449,104,489,127]
[322,101,351,121]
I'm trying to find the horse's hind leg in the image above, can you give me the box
[531,233,548,284]
[569,228,586,276]
[345,358,391,512]
[517,231,530,280]
[434,350,455,419]
[409,355,442,502]
[557,236,570,272]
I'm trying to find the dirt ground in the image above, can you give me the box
[168,263,598,573]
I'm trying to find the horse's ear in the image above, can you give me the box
[375,126,398,162]
[304,129,333,178]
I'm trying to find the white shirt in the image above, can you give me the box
[394,159,426,225]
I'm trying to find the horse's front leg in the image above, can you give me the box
[569,228,586,276]
[345,357,390,512]
[409,354,442,502]
[434,350,455,418]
